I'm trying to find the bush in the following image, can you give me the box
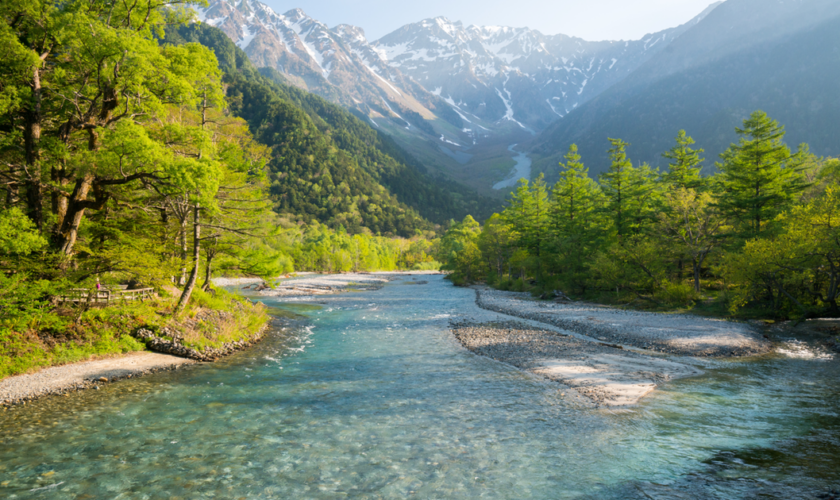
[655,280,699,307]
[412,260,441,271]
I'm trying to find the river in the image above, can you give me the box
[0,275,838,498]
[493,144,532,190]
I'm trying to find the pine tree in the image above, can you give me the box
[662,130,705,190]
[715,111,809,239]
[599,139,661,239]
[599,139,633,238]
[549,145,605,292]
[503,175,550,282]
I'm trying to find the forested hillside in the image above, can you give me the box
[165,24,499,234]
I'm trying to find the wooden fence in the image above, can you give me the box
[57,287,155,304]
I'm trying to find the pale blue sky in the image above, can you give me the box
[263,0,720,41]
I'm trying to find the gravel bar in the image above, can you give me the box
[452,320,702,407]
[0,352,195,407]
[475,287,770,357]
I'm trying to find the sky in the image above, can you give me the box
[263,0,721,41]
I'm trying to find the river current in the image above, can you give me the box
[1,275,838,498]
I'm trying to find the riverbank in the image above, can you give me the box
[0,286,270,405]
[443,284,776,407]
[217,271,443,298]
[474,286,770,357]
[451,320,702,407]
[0,352,195,407]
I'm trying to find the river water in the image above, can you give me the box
[1,276,838,499]
[493,144,532,190]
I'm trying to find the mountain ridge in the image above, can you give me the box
[528,0,840,179]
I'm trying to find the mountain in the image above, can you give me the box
[529,0,840,178]
[164,24,500,235]
[371,8,718,132]
[192,0,725,193]
[195,0,459,134]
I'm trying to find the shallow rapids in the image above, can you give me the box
[0,275,838,499]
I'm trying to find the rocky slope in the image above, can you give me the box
[196,0,458,134]
[191,0,722,191]
[372,7,719,131]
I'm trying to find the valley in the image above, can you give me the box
[2,1,840,498]
[194,0,720,192]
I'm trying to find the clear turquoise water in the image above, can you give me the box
[1,276,838,499]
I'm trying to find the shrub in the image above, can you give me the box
[655,280,699,307]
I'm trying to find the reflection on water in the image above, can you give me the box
[0,276,838,499]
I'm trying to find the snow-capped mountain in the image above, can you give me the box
[195,0,456,132]
[196,0,719,136]
[372,5,719,131]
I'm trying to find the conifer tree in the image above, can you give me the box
[549,145,605,292]
[715,111,809,239]
[662,130,705,190]
[599,139,661,239]
[503,175,550,281]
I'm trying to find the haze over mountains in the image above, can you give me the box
[531,0,840,177]
[195,0,840,188]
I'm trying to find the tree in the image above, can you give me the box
[662,130,705,190]
[715,111,809,240]
[548,144,605,292]
[658,189,726,292]
[502,175,550,282]
[439,215,482,284]
[477,214,514,281]
[599,139,661,239]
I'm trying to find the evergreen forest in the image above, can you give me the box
[440,113,840,320]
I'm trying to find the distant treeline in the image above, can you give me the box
[439,112,840,319]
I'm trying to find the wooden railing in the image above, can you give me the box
[57,288,155,304]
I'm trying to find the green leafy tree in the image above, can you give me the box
[502,175,550,282]
[662,130,705,190]
[439,215,483,284]
[715,111,809,240]
[548,144,605,292]
[658,189,726,292]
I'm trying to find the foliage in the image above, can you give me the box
[164,23,499,235]
[0,0,445,378]
[440,113,840,317]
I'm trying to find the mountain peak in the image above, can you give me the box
[334,24,367,43]
[283,7,310,21]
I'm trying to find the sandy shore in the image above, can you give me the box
[475,287,770,357]
[0,352,195,407]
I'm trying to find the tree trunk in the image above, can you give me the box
[202,251,214,291]
[24,66,43,229]
[59,173,95,256]
[179,215,188,286]
[51,163,70,237]
[693,258,702,293]
[174,203,200,316]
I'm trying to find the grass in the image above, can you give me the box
[0,287,268,380]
